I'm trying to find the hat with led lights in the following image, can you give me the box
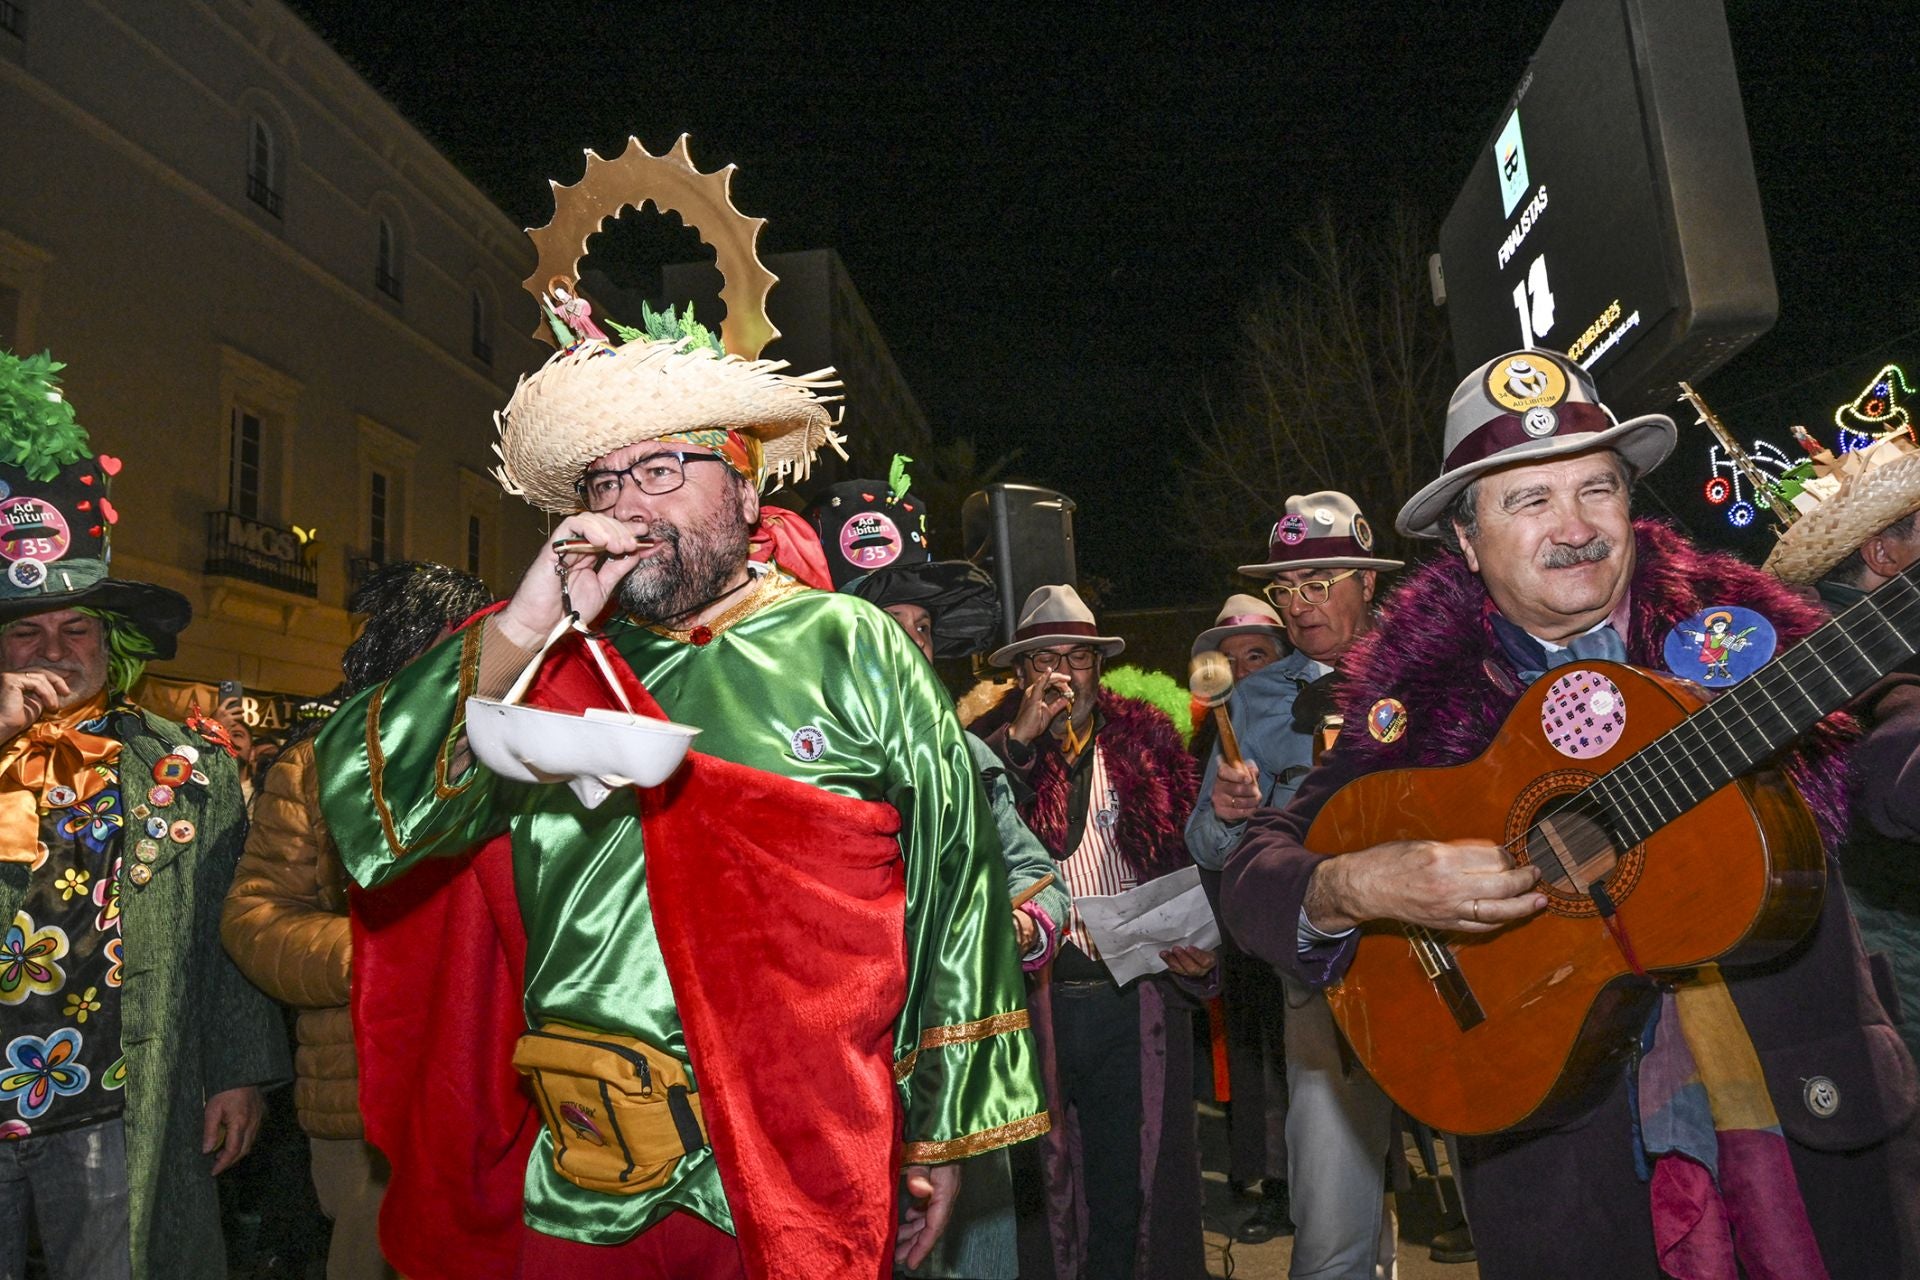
[0,349,190,654]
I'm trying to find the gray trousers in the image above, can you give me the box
[1282,976,1397,1280]
[0,1117,131,1280]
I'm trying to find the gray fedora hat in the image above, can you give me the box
[987,584,1125,667]
[1397,349,1676,539]
[1239,491,1404,578]
[1191,595,1287,657]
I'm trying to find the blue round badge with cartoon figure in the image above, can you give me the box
[1662,606,1778,686]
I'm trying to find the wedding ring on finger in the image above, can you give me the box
[1468,899,1482,924]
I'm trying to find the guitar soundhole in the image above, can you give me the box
[1506,770,1646,918]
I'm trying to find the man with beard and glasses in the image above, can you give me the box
[313,306,1045,1280]
[1223,349,1920,1278]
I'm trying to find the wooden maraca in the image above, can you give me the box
[1188,650,1243,766]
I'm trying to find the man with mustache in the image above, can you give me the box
[315,310,1045,1280]
[1223,349,1919,1278]
[0,349,286,1280]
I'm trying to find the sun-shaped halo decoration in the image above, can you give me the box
[522,133,779,359]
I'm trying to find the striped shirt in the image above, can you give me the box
[1057,746,1137,958]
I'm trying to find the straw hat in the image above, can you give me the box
[1239,491,1403,577]
[1191,595,1286,656]
[1397,349,1676,538]
[1764,430,1920,584]
[987,584,1125,667]
[491,339,843,513]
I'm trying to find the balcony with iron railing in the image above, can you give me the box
[246,172,283,218]
[205,510,316,597]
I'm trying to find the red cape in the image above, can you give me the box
[352,629,908,1278]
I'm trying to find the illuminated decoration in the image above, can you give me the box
[1833,363,1916,450]
[1680,381,1796,533]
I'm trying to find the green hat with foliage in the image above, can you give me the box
[0,350,190,655]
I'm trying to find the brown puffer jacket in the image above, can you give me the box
[220,739,361,1139]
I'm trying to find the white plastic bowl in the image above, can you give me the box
[464,696,700,809]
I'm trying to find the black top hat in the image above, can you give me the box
[0,351,190,656]
[805,465,1000,659]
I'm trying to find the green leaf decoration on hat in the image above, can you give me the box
[604,301,726,358]
[0,350,94,482]
[888,453,914,505]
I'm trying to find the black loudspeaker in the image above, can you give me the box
[961,484,1078,647]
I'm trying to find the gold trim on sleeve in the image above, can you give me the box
[902,1111,1051,1164]
[893,1009,1032,1082]
[366,627,484,857]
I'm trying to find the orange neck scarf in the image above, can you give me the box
[0,693,120,864]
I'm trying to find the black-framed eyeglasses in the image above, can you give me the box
[576,451,727,511]
[1025,648,1098,672]
[1263,568,1359,607]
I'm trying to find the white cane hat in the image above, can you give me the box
[987,584,1125,667]
[1239,491,1404,577]
[1191,595,1287,657]
[1397,349,1676,539]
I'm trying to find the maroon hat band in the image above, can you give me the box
[1263,533,1370,564]
[1011,619,1101,644]
[1217,614,1280,629]
[1443,401,1615,472]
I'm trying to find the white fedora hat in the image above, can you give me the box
[1397,349,1676,539]
[987,584,1125,667]
[1191,595,1287,656]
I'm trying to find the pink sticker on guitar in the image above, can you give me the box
[1540,669,1626,760]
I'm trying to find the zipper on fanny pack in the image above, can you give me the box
[525,1030,653,1095]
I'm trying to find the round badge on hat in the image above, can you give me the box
[1277,513,1309,545]
[7,558,46,590]
[1485,354,1570,413]
[152,755,190,787]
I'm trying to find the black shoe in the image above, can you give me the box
[1227,1177,1265,1203]
[1430,1223,1475,1264]
[1234,1186,1293,1244]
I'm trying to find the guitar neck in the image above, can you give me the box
[1594,566,1920,845]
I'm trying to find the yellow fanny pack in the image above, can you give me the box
[511,1022,708,1196]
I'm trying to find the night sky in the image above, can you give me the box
[290,1,1920,607]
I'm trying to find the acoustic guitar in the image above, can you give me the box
[1306,564,1920,1135]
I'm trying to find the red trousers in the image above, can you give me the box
[514,1211,747,1279]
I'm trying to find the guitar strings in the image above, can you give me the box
[1505,575,1920,879]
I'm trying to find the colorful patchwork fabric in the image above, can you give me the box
[1637,967,1829,1280]
[0,798,128,1133]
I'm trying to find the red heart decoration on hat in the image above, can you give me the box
[79,475,94,486]
[76,500,91,512]
[100,499,118,525]
[97,455,122,476]
[89,525,102,537]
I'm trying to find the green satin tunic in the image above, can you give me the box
[315,583,1046,1247]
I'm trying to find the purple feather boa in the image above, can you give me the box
[1329,519,1856,848]
[971,688,1198,880]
